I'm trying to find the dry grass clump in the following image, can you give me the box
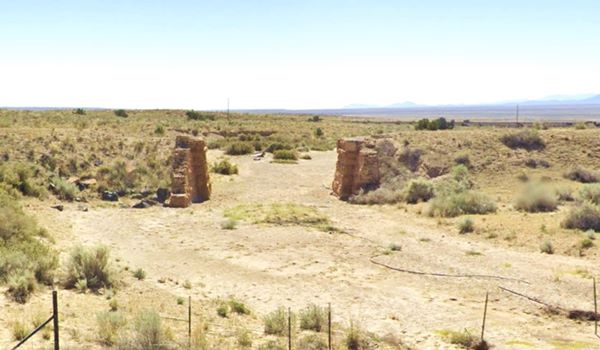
[457,217,475,234]
[402,178,434,204]
[6,273,37,303]
[500,129,545,151]
[120,309,170,350]
[224,203,333,231]
[438,329,489,350]
[225,142,254,155]
[49,176,79,201]
[63,245,117,292]
[0,161,47,198]
[210,158,239,175]
[11,320,29,341]
[345,322,370,350]
[258,340,286,350]
[524,157,550,168]
[565,167,599,183]
[273,149,298,161]
[96,310,127,345]
[514,184,558,212]
[562,202,600,231]
[349,187,403,205]
[540,240,554,254]
[297,334,328,350]
[555,186,574,202]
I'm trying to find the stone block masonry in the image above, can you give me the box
[168,135,211,208]
[332,137,380,200]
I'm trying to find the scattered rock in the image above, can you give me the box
[101,191,119,202]
[77,205,88,212]
[156,188,170,203]
[51,204,64,211]
[132,199,157,209]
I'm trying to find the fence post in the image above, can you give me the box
[481,291,489,342]
[188,296,192,349]
[288,307,292,350]
[594,278,598,336]
[328,303,332,350]
[53,290,59,350]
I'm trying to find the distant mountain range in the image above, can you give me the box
[343,94,600,109]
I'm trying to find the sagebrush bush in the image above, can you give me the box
[220,219,237,230]
[258,340,286,350]
[402,178,434,204]
[349,187,403,205]
[565,167,599,183]
[299,304,327,332]
[0,162,47,198]
[457,218,474,234]
[97,311,126,345]
[580,184,600,205]
[236,328,253,348]
[114,109,128,118]
[6,272,36,303]
[562,203,600,231]
[264,307,287,335]
[555,186,574,202]
[398,147,422,172]
[127,309,167,350]
[298,334,328,350]
[50,176,79,201]
[273,149,298,160]
[64,245,116,292]
[454,152,471,168]
[540,240,554,254]
[225,142,254,155]
[524,158,550,168]
[229,299,251,315]
[211,159,239,175]
[500,130,545,150]
[133,268,146,280]
[11,320,28,341]
[345,322,369,350]
[266,142,293,153]
[428,191,496,217]
[514,184,558,213]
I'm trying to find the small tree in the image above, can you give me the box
[114,109,128,118]
[73,108,86,115]
[315,127,324,137]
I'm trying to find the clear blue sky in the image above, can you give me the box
[1,0,599,109]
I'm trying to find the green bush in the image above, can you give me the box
[540,240,554,254]
[211,159,239,175]
[314,128,324,137]
[402,178,434,204]
[73,108,86,115]
[0,162,47,198]
[345,322,369,350]
[64,245,116,292]
[349,187,403,205]
[457,218,474,234]
[237,328,253,348]
[266,142,293,153]
[229,299,251,315]
[225,142,254,155]
[299,304,327,332]
[186,110,215,121]
[565,167,598,183]
[500,130,545,151]
[415,117,455,131]
[50,176,79,201]
[129,309,167,350]
[133,268,146,280]
[217,303,229,318]
[273,149,298,160]
[428,191,497,217]
[514,184,557,212]
[562,203,600,231]
[154,125,165,136]
[263,307,287,335]
[114,109,128,118]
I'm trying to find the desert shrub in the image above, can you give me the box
[109,298,119,311]
[266,142,293,153]
[259,340,286,350]
[114,109,128,118]
[440,329,487,349]
[565,167,599,183]
[49,176,79,201]
[314,128,324,137]
[524,158,550,168]
[300,154,312,160]
[129,309,167,350]
[575,122,587,129]
[514,184,558,213]
[579,238,594,250]
[73,108,86,115]
[264,307,288,335]
[388,243,402,251]
[6,272,36,303]
[273,149,298,160]
[562,203,600,231]
[97,311,127,345]
[398,147,422,172]
[349,187,403,205]
[96,161,144,194]
[457,218,474,234]
[64,245,116,292]
[299,304,326,332]
[500,130,545,150]
[186,110,215,121]
[402,178,434,204]
[225,142,254,155]
[454,152,471,168]
[0,162,46,198]
[154,125,165,135]
[229,299,251,315]
[345,322,369,350]
[308,115,322,122]
[211,159,239,175]
[428,191,496,217]
[217,303,229,318]
[133,268,146,280]
[555,186,574,202]
[236,328,253,348]
[540,241,554,254]
[580,184,600,205]
[298,334,328,350]
[220,219,237,230]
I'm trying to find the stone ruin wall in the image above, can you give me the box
[169,135,211,208]
[332,137,380,200]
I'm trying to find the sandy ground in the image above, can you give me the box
[4,150,600,349]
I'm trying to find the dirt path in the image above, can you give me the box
[35,151,600,349]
